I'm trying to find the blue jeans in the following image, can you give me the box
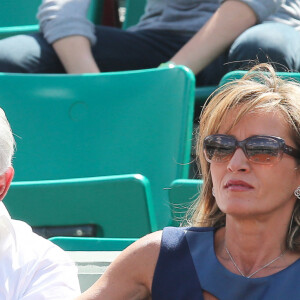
[0,22,299,86]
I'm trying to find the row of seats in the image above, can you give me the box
[3,0,300,236]
[47,176,202,293]
[3,65,300,238]
[3,0,300,293]
[46,175,203,293]
[2,1,197,293]
[6,174,156,238]
[2,66,195,230]
[0,0,213,236]
[6,174,203,239]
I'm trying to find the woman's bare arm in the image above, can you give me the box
[53,36,100,74]
[75,231,162,300]
[171,0,257,74]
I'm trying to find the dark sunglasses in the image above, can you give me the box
[203,134,300,165]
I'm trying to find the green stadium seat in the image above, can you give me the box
[49,236,137,251]
[195,86,218,107]
[5,174,155,238]
[194,70,300,109]
[67,249,118,292]
[1,0,42,27]
[194,69,300,107]
[0,66,195,229]
[169,179,203,226]
[50,236,137,291]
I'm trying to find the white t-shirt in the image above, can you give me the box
[0,202,81,299]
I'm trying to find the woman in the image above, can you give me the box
[76,63,300,299]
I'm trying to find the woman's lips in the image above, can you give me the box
[224,180,254,191]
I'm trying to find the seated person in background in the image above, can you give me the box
[76,63,300,299]
[0,109,80,299]
[0,1,300,85]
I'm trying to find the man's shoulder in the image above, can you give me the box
[0,218,80,298]
[11,219,73,264]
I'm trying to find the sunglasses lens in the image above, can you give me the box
[204,135,282,164]
[204,135,236,163]
[246,137,280,164]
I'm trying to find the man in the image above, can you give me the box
[0,108,80,299]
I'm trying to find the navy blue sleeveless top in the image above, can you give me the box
[152,227,300,300]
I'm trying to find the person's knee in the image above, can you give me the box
[228,23,299,71]
[0,35,38,72]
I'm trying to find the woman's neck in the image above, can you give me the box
[214,216,290,277]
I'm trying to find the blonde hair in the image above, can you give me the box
[0,108,14,175]
[191,63,300,251]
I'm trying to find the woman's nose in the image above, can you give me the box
[227,148,250,172]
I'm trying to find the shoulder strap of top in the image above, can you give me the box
[151,227,205,300]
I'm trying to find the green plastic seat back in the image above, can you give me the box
[218,70,247,85]
[1,0,41,27]
[0,66,195,229]
[49,236,137,251]
[5,174,155,238]
[169,179,203,226]
[122,0,147,29]
[195,86,217,106]
[195,70,300,106]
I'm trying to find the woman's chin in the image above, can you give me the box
[218,199,259,217]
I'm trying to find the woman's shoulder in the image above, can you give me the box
[129,230,163,255]
[163,226,215,232]
[86,231,163,298]
[81,228,215,298]
[157,226,215,250]
[124,226,214,252]
[161,226,215,240]
[103,226,215,278]
[99,227,213,280]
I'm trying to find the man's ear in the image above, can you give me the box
[0,167,14,201]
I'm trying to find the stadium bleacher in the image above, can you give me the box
[3,0,300,292]
[0,66,195,231]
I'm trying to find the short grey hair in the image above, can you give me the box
[0,108,14,175]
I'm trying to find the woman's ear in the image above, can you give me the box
[0,167,14,201]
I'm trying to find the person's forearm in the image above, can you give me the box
[171,0,257,75]
[53,36,100,74]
